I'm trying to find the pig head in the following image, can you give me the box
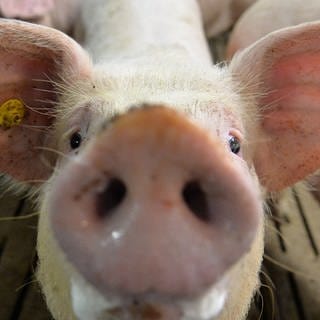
[1,17,320,320]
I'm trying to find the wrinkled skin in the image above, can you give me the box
[1,1,320,320]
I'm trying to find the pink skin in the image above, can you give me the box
[227,0,320,58]
[0,0,80,34]
[0,0,54,18]
[230,25,320,190]
[1,17,320,320]
[0,21,91,182]
[0,0,256,39]
[226,0,320,196]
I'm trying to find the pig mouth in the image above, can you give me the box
[70,268,229,320]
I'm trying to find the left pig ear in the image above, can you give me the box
[0,19,92,184]
[230,22,320,191]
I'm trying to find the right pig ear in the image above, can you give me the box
[0,19,92,183]
[229,22,320,191]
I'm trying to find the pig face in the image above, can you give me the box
[38,62,264,320]
[1,20,320,320]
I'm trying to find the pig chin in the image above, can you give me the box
[69,264,230,320]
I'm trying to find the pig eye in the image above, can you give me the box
[70,132,82,150]
[228,135,241,154]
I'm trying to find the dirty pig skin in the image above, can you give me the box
[0,0,320,319]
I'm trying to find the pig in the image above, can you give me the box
[1,0,320,319]
[227,0,320,57]
[0,0,80,35]
[0,0,257,40]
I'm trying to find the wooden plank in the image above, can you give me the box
[265,185,320,320]
[0,178,51,320]
[0,197,39,320]
[291,185,320,320]
[18,279,52,320]
[265,212,302,320]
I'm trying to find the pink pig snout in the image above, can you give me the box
[49,105,261,299]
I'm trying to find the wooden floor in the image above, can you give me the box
[0,182,53,320]
[1,182,320,320]
[262,185,320,320]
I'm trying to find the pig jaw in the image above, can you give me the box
[36,64,264,320]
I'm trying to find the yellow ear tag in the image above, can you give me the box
[0,99,25,129]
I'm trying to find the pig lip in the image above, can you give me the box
[102,303,174,320]
[71,268,230,320]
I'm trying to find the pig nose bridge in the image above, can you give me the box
[92,105,229,223]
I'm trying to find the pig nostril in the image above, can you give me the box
[97,178,127,217]
[182,181,210,222]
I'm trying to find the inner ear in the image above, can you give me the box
[229,22,320,191]
[0,19,92,184]
[0,51,59,183]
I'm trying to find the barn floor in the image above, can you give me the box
[1,35,320,320]
[1,181,320,320]
[0,182,53,320]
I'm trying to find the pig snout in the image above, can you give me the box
[48,105,261,302]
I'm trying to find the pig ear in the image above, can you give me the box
[0,19,92,183]
[230,22,320,191]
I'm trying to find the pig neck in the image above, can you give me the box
[81,0,212,65]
